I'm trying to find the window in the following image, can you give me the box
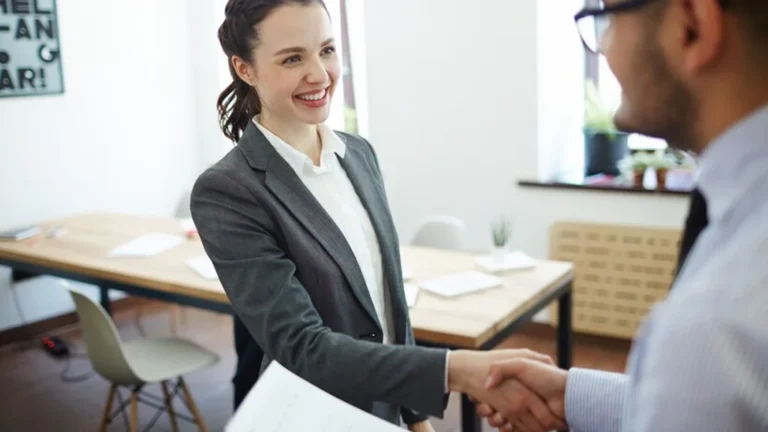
[597,57,667,150]
[585,0,667,150]
[305,0,363,134]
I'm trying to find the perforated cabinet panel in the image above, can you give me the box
[549,222,682,339]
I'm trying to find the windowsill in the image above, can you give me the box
[519,171,694,196]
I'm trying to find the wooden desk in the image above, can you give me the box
[0,213,573,432]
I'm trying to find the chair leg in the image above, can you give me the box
[178,377,208,432]
[161,381,179,432]
[99,383,117,432]
[129,390,139,432]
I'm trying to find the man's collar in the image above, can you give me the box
[696,103,768,223]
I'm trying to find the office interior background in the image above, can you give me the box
[0,0,692,431]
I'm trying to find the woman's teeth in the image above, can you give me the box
[297,90,326,101]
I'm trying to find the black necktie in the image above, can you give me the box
[676,188,709,276]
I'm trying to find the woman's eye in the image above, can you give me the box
[283,55,301,65]
[321,46,336,56]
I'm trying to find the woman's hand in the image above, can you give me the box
[408,420,436,432]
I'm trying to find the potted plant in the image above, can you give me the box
[620,152,651,187]
[648,150,676,190]
[584,79,630,176]
[490,216,511,262]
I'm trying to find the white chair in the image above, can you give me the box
[175,190,192,219]
[410,215,467,250]
[69,290,219,432]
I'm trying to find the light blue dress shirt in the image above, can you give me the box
[564,103,768,432]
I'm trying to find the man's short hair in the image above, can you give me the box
[723,0,768,41]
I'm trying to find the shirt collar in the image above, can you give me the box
[252,117,346,175]
[696,103,768,223]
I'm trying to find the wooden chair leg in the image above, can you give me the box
[178,377,208,432]
[99,383,117,432]
[161,381,179,432]
[129,390,139,432]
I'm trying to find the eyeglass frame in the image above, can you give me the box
[574,0,662,54]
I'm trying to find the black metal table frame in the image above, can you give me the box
[4,259,573,432]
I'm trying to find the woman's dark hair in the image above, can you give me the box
[217,0,326,143]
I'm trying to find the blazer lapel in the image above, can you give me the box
[237,123,382,332]
[338,144,409,343]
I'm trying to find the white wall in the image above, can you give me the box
[0,0,201,331]
[362,1,689,261]
[187,0,233,170]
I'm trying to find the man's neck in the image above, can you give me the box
[259,112,322,164]
[693,76,768,156]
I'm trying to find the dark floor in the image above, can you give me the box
[0,301,629,432]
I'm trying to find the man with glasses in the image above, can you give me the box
[474,0,768,431]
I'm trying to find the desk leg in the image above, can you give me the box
[11,269,38,283]
[461,393,482,432]
[557,287,573,370]
[99,286,112,315]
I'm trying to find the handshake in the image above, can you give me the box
[448,349,569,432]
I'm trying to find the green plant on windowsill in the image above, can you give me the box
[584,79,619,140]
[648,150,677,189]
[583,79,630,176]
[619,152,652,187]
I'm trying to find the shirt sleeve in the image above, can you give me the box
[566,301,768,432]
[564,368,629,432]
[445,351,450,391]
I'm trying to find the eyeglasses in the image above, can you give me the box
[574,0,661,54]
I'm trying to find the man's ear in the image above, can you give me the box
[679,0,726,73]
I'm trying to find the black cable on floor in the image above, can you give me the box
[59,352,95,383]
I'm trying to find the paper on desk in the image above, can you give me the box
[401,263,413,281]
[474,251,538,273]
[225,361,403,432]
[107,233,185,258]
[187,255,218,280]
[419,271,503,297]
[404,283,419,307]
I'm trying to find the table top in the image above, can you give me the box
[0,213,573,348]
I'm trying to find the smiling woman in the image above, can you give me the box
[191,1,450,431]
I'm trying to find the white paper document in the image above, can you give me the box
[225,361,403,432]
[107,233,185,258]
[419,271,504,297]
[187,255,218,280]
[402,263,413,281]
[404,283,419,307]
[475,251,538,273]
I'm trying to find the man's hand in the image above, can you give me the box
[447,349,566,432]
[481,358,569,429]
[408,420,435,432]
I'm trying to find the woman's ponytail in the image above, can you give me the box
[217,64,261,143]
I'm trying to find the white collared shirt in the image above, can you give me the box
[564,104,768,431]
[253,118,394,346]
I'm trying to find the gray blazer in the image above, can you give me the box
[190,122,449,426]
